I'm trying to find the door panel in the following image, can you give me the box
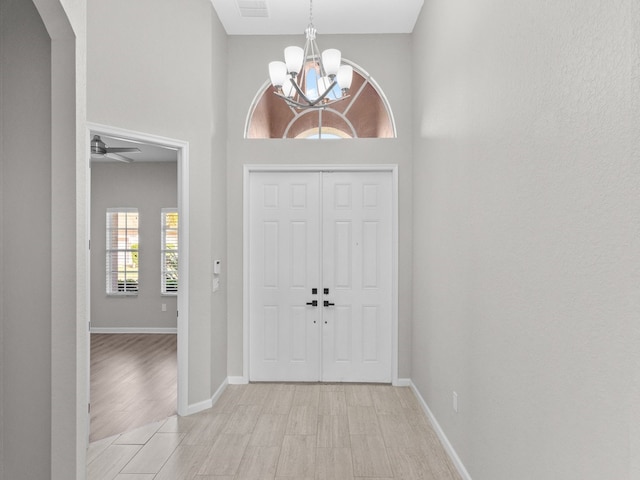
[249,172,321,381]
[322,172,393,382]
[249,170,392,383]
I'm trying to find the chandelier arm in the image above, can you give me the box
[273,91,350,110]
[310,38,326,78]
[303,36,313,67]
[309,79,339,106]
[287,77,340,107]
[310,40,318,75]
[273,92,316,109]
[290,77,313,105]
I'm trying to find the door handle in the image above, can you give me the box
[306,300,318,307]
[323,300,335,307]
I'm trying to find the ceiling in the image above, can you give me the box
[210,0,424,35]
[90,133,178,163]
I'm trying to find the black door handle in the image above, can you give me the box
[306,300,318,307]
[323,300,335,307]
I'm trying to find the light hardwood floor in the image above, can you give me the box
[90,334,177,442]
[87,383,462,480]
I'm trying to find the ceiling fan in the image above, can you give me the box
[90,135,140,163]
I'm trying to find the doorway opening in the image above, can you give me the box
[86,123,190,441]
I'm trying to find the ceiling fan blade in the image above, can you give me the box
[105,152,134,163]
[105,147,141,153]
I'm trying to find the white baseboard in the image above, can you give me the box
[409,380,473,480]
[393,377,411,387]
[211,377,228,405]
[90,327,177,334]
[184,378,229,416]
[185,397,212,416]
[227,376,249,385]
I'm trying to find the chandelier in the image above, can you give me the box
[268,0,353,110]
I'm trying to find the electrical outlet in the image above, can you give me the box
[161,303,167,312]
[453,391,459,413]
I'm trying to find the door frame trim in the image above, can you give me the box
[86,122,190,416]
[243,164,399,385]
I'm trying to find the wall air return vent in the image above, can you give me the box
[237,0,268,17]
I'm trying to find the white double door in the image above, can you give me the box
[249,170,393,382]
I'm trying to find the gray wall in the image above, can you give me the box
[226,34,414,379]
[209,9,229,397]
[3,0,86,477]
[0,0,51,477]
[87,0,228,406]
[91,161,178,330]
[412,0,640,479]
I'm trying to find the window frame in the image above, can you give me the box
[106,208,139,296]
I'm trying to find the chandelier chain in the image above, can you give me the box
[309,0,313,25]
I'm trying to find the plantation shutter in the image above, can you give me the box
[106,208,139,294]
[161,208,178,294]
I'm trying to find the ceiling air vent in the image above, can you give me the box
[237,0,268,18]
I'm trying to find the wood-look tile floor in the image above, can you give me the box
[90,334,177,442]
[87,383,462,480]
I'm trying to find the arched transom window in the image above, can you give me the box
[245,60,396,139]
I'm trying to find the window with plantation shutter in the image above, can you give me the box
[106,208,139,295]
[161,208,178,294]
